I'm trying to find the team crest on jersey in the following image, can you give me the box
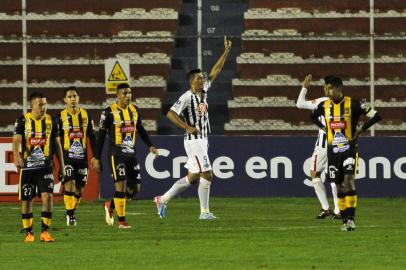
[198,103,208,115]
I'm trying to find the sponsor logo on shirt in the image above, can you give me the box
[330,121,346,129]
[29,137,47,146]
[69,130,84,139]
[121,126,135,133]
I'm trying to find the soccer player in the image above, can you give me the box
[296,75,340,219]
[13,92,65,242]
[56,86,97,226]
[154,36,232,220]
[92,83,158,229]
[311,76,381,231]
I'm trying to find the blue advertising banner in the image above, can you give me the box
[100,136,406,199]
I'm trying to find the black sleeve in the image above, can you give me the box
[310,102,325,129]
[135,107,154,148]
[362,113,382,131]
[353,100,382,131]
[86,114,97,155]
[13,116,25,136]
[94,108,110,159]
[51,115,59,139]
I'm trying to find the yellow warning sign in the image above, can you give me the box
[105,58,130,94]
[108,61,128,81]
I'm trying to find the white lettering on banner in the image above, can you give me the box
[145,149,171,179]
[302,157,367,186]
[270,157,292,179]
[213,156,234,179]
[369,157,391,179]
[173,156,187,178]
[0,143,18,192]
[0,142,62,194]
[356,158,366,179]
[246,156,267,179]
[394,157,406,179]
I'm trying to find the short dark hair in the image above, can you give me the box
[187,69,202,81]
[64,86,77,97]
[324,75,343,89]
[117,83,130,92]
[29,92,45,102]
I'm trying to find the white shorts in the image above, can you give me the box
[184,138,212,173]
[310,146,327,173]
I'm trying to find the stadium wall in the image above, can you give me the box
[102,135,406,199]
[1,135,405,201]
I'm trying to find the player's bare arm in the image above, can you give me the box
[167,110,199,135]
[208,36,232,82]
[91,126,104,174]
[12,134,24,169]
[54,136,66,178]
[303,74,312,89]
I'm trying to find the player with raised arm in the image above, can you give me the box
[296,75,340,219]
[154,36,232,220]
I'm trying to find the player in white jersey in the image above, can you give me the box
[296,74,340,219]
[154,36,232,220]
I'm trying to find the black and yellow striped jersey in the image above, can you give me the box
[56,107,96,163]
[311,96,379,146]
[94,103,153,158]
[13,113,58,169]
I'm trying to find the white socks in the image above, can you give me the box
[161,176,191,204]
[330,182,340,214]
[198,178,211,214]
[313,178,329,210]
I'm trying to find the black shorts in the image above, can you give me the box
[19,166,54,201]
[110,154,141,185]
[327,146,358,184]
[63,160,88,188]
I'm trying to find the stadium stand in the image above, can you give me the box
[225,0,406,135]
[0,0,182,135]
[0,0,405,136]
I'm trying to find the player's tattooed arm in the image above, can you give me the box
[208,36,232,82]
[12,134,24,169]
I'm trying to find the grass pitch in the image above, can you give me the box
[0,197,405,270]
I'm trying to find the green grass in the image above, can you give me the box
[0,197,405,270]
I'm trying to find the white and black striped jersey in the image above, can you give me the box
[296,87,328,149]
[170,81,211,140]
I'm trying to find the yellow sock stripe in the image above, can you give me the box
[114,198,126,218]
[338,197,347,211]
[346,195,358,208]
[22,218,33,229]
[111,155,117,180]
[41,217,52,227]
